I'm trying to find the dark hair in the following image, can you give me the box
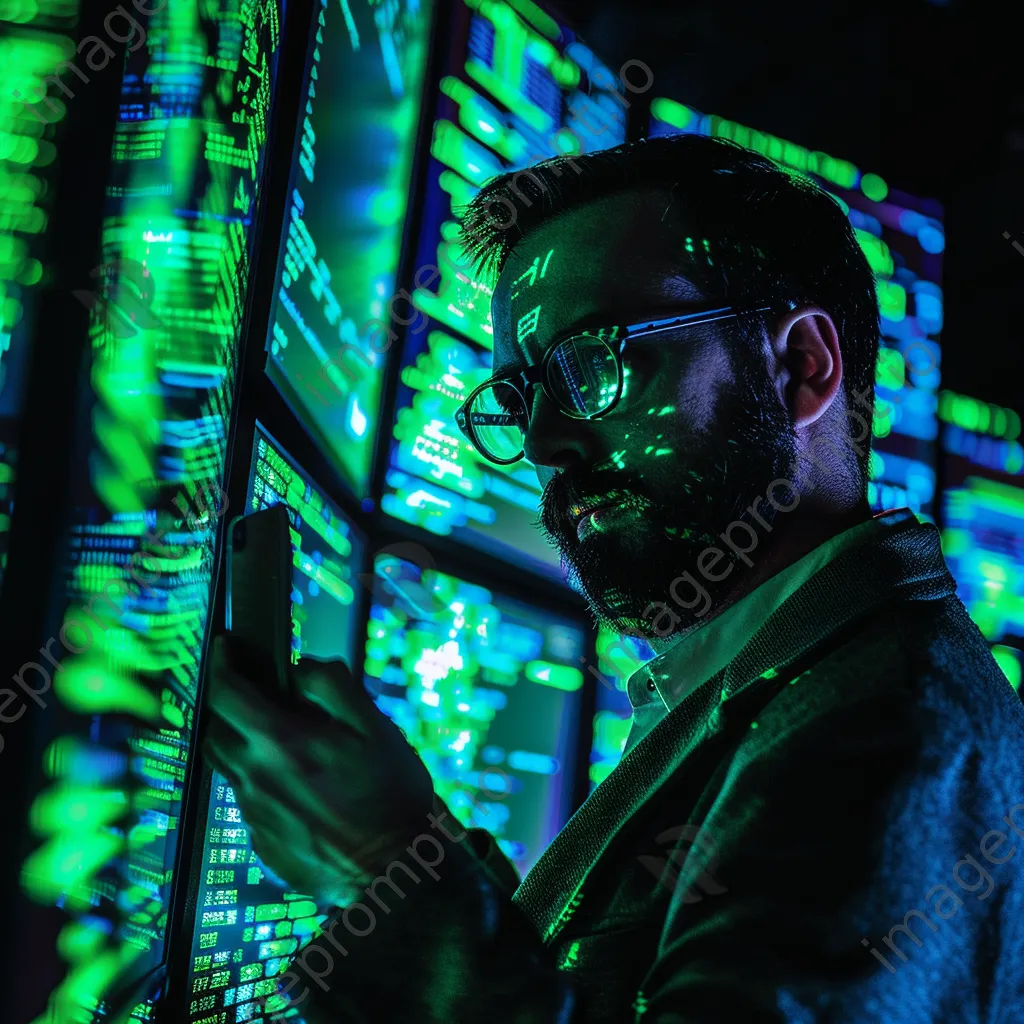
[459,133,880,479]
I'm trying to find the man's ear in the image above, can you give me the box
[772,307,843,427]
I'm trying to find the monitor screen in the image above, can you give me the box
[648,100,944,520]
[263,0,434,499]
[383,1,629,576]
[939,402,1024,692]
[364,554,585,876]
[185,424,365,1024]
[17,4,286,1018]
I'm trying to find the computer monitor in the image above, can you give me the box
[183,424,365,1024]
[939,392,1024,691]
[648,99,944,520]
[364,554,585,876]
[13,5,287,1020]
[383,0,630,577]
[263,0,434,499]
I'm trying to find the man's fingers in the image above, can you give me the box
[293,656,376,737]
[203,729,256,798]
[207,634,289,743]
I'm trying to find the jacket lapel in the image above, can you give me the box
[513,519,958,943]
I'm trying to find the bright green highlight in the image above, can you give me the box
[939,390,1021,441]
[877,279,907,322]
[860,172,889,201]
[526,660,583,690]
[650,97,694,130]
[856,228,895,277]
[992,646,1021,691]
[708,113,858,188]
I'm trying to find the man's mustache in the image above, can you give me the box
[540,471,644,526]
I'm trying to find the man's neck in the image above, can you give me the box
[646,503,874,650]
[726,503,874,604]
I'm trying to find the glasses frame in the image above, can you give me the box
[455,304,772,466]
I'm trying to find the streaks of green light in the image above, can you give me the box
[22,0,282,1019]
[707,112,859,189]
[31,784,128,833]
[501,0,559,40]
[0,20,76,587]
[462,0,579,131]
[52,653,165,718]
[855,228,895,277]
[22,827,124,908]
[525,660,583,691]
[963,474,1024,516]
[650,97,694,130]
[860,172,889,202]
[939,390,1022,441]
[432,118,505,187]
[877,279,907,322]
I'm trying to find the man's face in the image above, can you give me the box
[490,189,797,638]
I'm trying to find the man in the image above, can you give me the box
[205,134,1024,1022]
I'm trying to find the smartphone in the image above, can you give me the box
[225,503,295,702]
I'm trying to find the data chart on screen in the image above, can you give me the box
[364,554,585,876]
[265,0,433,497]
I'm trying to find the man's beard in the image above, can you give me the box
[538,363,797,639]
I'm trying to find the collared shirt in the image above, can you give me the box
[622,507,917,753]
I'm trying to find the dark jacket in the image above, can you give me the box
[299,516,1024,1023]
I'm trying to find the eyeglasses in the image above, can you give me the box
[454,304,771,465]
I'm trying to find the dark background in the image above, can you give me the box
[551,0,1022,412]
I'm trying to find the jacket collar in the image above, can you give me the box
[513,514,958,943]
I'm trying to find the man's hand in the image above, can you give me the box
[202,635,436,908]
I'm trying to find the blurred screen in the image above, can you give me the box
[939,395,1024,692]
[186,424,365,1024]
[588,626,641,790]
[364,554,585,876]
[383,0,629,576]
[649,100,944,520]
[264,0,433,498]
[18,4,286,1017]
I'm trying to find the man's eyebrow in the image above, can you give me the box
[491,302,711,375]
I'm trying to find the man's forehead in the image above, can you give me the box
[490,189,705,367]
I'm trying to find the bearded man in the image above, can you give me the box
[206,134,1024,1023]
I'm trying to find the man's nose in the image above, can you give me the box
[522,389,596,471]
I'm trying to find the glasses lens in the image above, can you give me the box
[467,382,528,462]
[547,335,619,416]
